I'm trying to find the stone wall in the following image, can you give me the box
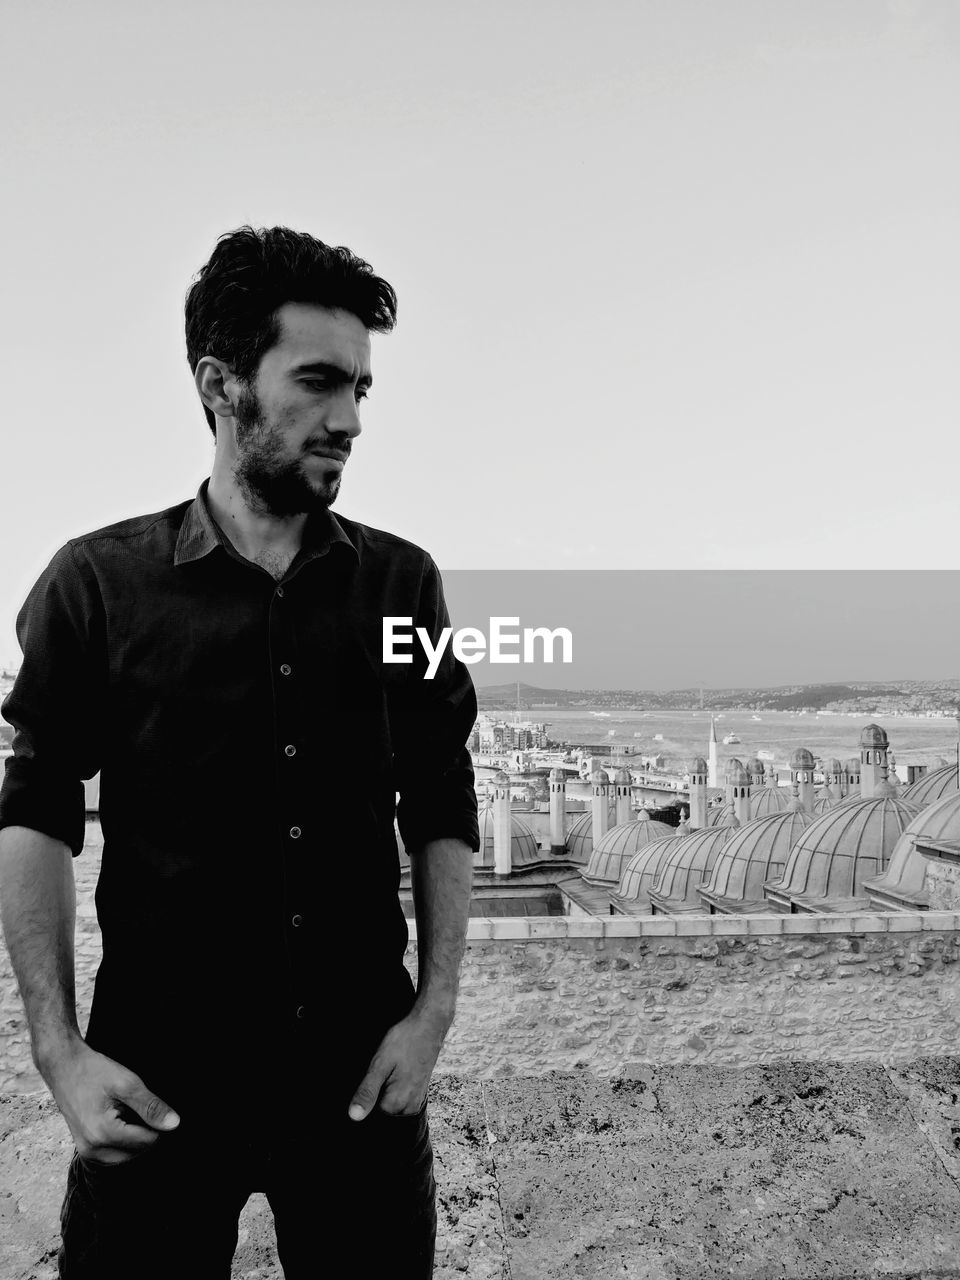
[4,820,960,1090]
[412,916,960,1077]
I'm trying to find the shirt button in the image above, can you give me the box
[284,744,297,757]
[289,826,302,839]
[296,1005,306,1019]
[280,663,292,676]
[291,913,303,928]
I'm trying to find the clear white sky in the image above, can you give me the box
[2,0,958,663]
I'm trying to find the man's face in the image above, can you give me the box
[231,303,372,517]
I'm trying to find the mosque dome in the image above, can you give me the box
[549,767,566,783]
[814,794,836,816]
[749,786,792,819]
[613,768,634,785]
[615,835,683,906]
[565,807,617,863]
[825,759,843,776]
[706,802,739,828]
[494,770,511,786]
[864,790,960,906]
[789,748,815,771]
[582,814,676,885]
[590,768,611,786]
[901,763,958,809]
[846,757,861,775]
[475,800,541,869]
[648,826,737,908]
[689,757,709,775]
[746,758,766,777]
[859,724,888,750]
[701,809,815,905]
[767,794,920,904]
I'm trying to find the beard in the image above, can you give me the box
[232,384,343,517]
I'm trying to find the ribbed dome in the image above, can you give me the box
[790,748,815,771]
[814,793,837,816]
[767,794,919,903]
[582,815,675,885]
[864,790,960,905]
[565,806,617,862]
[746,758,765,778]
[648,826,737,907]
[860,724,889,750]
[689,757,709,774]
[590,768,610,785]
[901,763,958,808]
[706,802,739,827]
[749,786,792,818]
[701,809,816,904]
[475,800,541,869]
[615,835,682,905]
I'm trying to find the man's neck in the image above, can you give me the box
[206,469,307,572]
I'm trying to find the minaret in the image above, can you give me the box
[747,758,765,788]
[613,768,633,826]
[708,717,719,790]
[824,759,844,804]
[493,769,512,876]
[591,768,611,848]
[726,758,751,827]
[688,757,709,830]
[859,724,889,800]
[549,767,567,856]
[790,748,816,816]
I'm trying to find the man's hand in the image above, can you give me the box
[348,1008,451,1121]
[41,1036,180,1164]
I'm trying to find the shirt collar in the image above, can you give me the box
[174,478,358,568]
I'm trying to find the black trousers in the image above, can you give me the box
[57,1104,436,1279]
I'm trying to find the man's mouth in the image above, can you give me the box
[308,449,350,465]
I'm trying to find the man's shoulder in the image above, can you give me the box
[334,513,435,572]
[66,500,192,556]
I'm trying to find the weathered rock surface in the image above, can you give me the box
[7,1060,960,1278]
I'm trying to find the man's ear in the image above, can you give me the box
[194,356,240,422]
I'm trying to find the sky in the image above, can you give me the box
[441,570,960,688]
[2,0,958,668]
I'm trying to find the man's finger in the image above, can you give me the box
[113,1079,180,1132]
[349,1059,390,1121]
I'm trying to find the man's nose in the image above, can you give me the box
[328,390,363,439]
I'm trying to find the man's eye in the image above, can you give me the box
[303,380,327,392]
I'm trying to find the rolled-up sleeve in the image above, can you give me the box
[0,542,104,856]
[393,556,480,856]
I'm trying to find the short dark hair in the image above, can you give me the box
[185,225,397,436]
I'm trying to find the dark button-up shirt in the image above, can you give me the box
[0,481,479,1128]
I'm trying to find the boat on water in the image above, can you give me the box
[751,715,762,721]
[757,749,775,761]
[722,732,741,744]
[590,711,611,718]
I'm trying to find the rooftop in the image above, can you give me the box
[7,1057,960,1277]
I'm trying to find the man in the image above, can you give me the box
[0,225,479,1278]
